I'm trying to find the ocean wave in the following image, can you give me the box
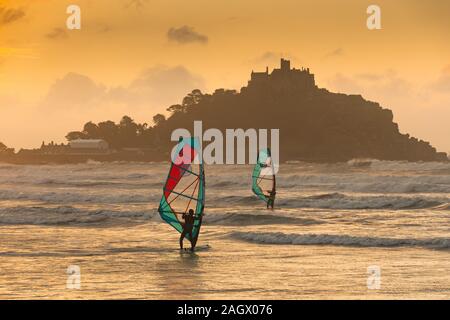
[276,193,446,210]
[0,205,152,225]
[280,174,450,193]
[204,212,322,226]
[35,179,160,188]
[208,180,240,188]
[212,192,447,210]
[347,158,373,168]
[369,160,450,173]
[212,195,261,205]
[0,189,159,203]
[0,164,20,171]
[232,231,450,249]
[284,193,448,210]
[432,203,450,211]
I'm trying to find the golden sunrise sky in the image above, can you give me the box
[0,0,449,152]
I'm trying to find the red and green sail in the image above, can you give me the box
[158,137,205,242]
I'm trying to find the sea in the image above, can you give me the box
[0,160,449,299]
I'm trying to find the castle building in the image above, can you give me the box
[243,58,316,93]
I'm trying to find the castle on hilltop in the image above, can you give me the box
[242,58,317,93]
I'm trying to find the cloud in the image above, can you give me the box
[167,26,208,44]
[327,73,363,94]
[327,70,412,101]
[355,73,385,82]
[107,65,205,107]
[432,77,450,93]
[430,65,450,94]
[248,52,299,68]
[41,65,204,112]
[323,48,344,59]
[0,6,25,26]
[46,28,69,40]
[28,66,204,147]
[43,73,106,108]
[252,52,281,63]
[97,25,112,33]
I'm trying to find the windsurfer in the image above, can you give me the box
[267,189,276,209]
[180,209,197,251]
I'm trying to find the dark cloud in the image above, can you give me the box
[46,28,69,40]
[167,26,208,45]
[0,6,25,26]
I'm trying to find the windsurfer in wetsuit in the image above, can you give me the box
[180,209,197,251]
[267,189,276,210]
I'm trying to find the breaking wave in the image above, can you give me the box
[232,231,450,249]
[276,193,447,210]
[204,212,323,226]
[211,192,448,210]
[0,189,159,203]
[280,174,450,193]
[0,205,153,225]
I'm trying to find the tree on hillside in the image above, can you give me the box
[182,89,204,108]
[97,120,119,146]
[65,131,86,141]
[137,123,148,136]
[83,121,100,138]
[167,104,185,114]
[119,116,139,147]
[153,114,166,126]
[0,142,14,155]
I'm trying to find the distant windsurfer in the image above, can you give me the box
[180,209,198,251]
[267,189,276,209]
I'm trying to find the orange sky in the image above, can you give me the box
[0,0,449,152]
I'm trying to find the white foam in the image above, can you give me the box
[277,193,446,210]
[232,231,450,249]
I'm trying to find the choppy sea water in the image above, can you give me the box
[0,160,449,299]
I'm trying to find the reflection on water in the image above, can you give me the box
[155,251,204,299]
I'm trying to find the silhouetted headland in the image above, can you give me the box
[1,59,448,164]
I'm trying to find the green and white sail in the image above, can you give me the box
[252,148,276,205]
